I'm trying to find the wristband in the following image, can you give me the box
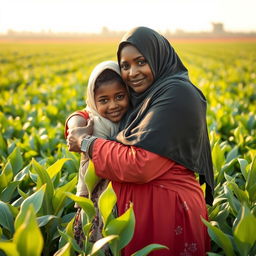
[80,135,98,155]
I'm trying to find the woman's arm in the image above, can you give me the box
[91,138,175,184]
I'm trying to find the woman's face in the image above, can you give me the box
[119,45,154,94]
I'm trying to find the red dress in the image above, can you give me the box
[92,138,210,256]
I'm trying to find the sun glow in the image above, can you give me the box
[1,0,256,34]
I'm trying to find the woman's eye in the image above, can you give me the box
[138,59,146,65]
[120,63,129,70]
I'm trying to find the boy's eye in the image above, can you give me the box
[116,94,125,100]
[99,99,108,104]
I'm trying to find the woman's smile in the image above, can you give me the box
[129,78,145,86]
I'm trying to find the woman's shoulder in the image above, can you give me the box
[165,80,206,102]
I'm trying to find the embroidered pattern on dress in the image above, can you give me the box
[179,242,198,256]
[174,225,183,235]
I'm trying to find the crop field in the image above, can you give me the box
[0,39,256,255]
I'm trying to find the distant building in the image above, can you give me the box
[212,23,225,33]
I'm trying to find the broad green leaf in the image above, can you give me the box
[227,181,249,205]
[13,205,44,256]
[0,181,21,202]
[58,229,82,254]
[247,184,256,202]
[246,156,256,201]
[82,222,93,237]
[24,148,38,158]
[84,160,100,199]
[0,201,14,234]
[53,242,71,256]
[0,242,19,256]
[247,114,255,130]
[0,132,7,158]
[14,165,30,181]
[65,192,95,222]
[52,176,77,215]
[201,218,234,256]
[223,185,240,216]
[32,159,54,214]
[37,215,57,227]
[65,218,75,237]
[8,147,23,175]
[212,142,225,173]
[105,204,135,250]
[12,197,24,208]
[17,187,28,199]
[214,209,230,224]
[90,235,118,256]
[8,142,16,156]
[225,146,239,163]
[131,244,169,256]
[0,161,13,192]
[14,184,45,229]
[57,217,77,250]
[7,203,19,219]
[238,158,248,180]
[208,204,221,220]
[233,205,256,256]
[234,126,244,145]
[224,172,235,183]
[46,158,70,179]
[98,182,117,225]
[222,158,237,176]
[29,171,38,184]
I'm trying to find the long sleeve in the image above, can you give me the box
[64,110,89,138]
[92,138,175,183]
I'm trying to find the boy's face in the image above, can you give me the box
[94,80,129,123]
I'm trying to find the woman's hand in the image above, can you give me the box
[67,118,94,152]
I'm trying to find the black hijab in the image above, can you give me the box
[115,27,214,205]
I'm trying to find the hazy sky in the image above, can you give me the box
[0,0,256,33]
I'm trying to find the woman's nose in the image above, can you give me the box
[129,65,139,77]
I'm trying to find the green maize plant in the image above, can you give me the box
[0,40,256,255]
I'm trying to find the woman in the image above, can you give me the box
[67,27,214,256]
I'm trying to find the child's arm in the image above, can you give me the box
[67,115,87,130]
[64,111,89,139]
[66,114,90,199]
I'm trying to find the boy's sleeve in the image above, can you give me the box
[64,110,89,138]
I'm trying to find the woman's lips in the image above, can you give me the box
[129,78,144,86]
